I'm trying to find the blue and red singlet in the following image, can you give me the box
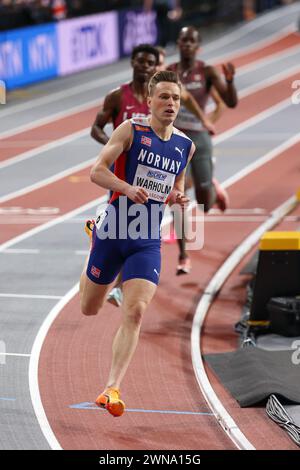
[87,117,192,286]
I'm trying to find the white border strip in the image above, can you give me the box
[28,282,79,450]
[191,195,298,450]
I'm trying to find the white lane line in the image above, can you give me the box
[0,196,107,252]
[191,194,298,451]
[2,5,298,122]
[0,353,31,357]
[29,283,79,450]
[237,63,300,99]
[236,43,300,77]
[203,216,268,222]
[209,208,266,214]
[0,127,91,171]
[0,293,62,300]
[214,97,293,145]
[223,133,300,189]
[0,156,97,204]
[209,24,297,65]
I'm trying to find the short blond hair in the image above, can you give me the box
[148,70,181,96]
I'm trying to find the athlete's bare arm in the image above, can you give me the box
[90,120,149,204]
[205,63,237,108]
[90,88,121,145]
[208,86,225,123]
[181,88,216,135]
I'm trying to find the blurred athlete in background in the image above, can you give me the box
[167,26,238,274]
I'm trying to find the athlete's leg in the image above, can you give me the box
[190,131,215,212]
[104,278,157,390]
[174,166,193,274]
[80,275,112,316]
[80,220,123,315]
[85,219,123,307]
[95,239,160,416]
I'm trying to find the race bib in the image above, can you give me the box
[95,210,108,230]
[133,164,175,203]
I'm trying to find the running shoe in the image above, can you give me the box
[176,257,191,275]
[95,387,125,417]
[85,219,95,239]
[107,287,123,307]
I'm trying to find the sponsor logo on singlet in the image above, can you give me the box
[133,164,175,202]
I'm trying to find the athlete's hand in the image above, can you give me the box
[126,185,149,204]
[168,190,190,208]
[203,118,216,136]
[176,193,190,208]
[222,62,235,82]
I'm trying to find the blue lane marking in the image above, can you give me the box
[69,402,213,416]
[0,397,16,402]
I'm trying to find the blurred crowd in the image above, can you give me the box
[0,1,141,31]
[0,0,297,32]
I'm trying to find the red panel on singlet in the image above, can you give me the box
[112,83,149,129]
[109,151,127,203]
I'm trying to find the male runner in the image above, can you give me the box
[90,44,159,306]
[88,43,214,305]
[80,70,195,417]
[167,26,238,274]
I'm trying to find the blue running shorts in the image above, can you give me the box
[86,227,161,286]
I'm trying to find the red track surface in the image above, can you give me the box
[38,140,300,450]
[2,32,300,450]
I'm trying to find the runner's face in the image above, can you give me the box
[148,82,181,125]
[177,29,200,59]
[132,52,157,83]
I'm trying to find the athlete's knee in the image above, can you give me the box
[80,297,104,316]
[123,300,148,326]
